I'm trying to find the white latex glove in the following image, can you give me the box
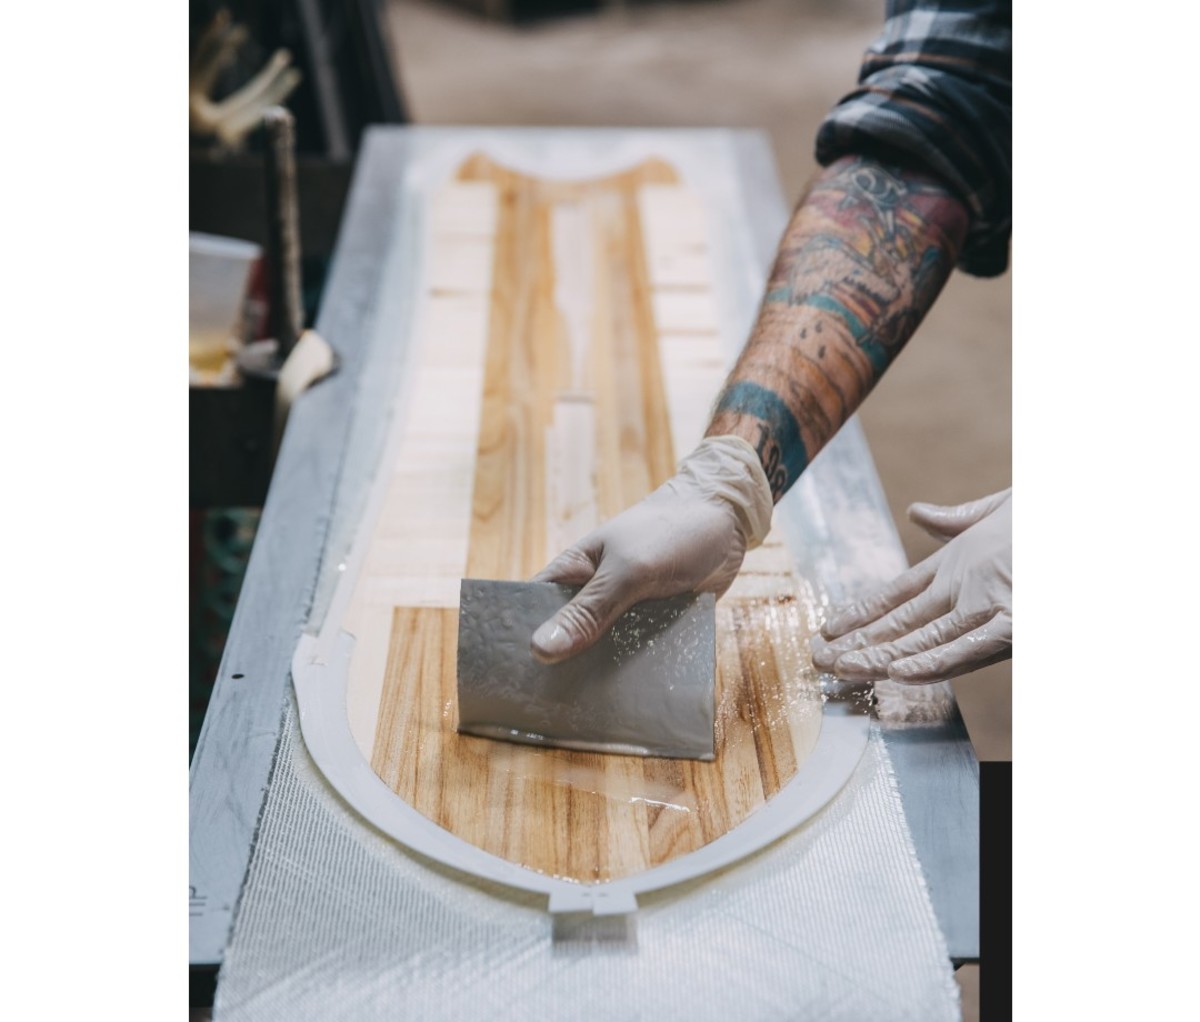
[814,489,1012,683]
[530,435,774,664]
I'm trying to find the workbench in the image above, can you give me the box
[188,127,980,1001]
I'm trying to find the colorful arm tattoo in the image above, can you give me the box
[707,156,970,501]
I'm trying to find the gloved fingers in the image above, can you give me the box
[529,566,645,664]
[908,488,1011,543]
[812,586,948,671]
[826,608,985,681]
[821,551,944,639]
[888,612,1013,683]
[531,540,602,586]
[812,631,859,672]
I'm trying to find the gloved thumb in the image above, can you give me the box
[530,570,640,664]
[908,488,1011,543]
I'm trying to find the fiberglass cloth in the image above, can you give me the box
[215,697,961,1022]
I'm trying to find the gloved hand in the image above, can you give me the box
[530,435,774,663]
[814,489,1012,683]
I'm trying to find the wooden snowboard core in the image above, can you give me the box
[341,154,823,883]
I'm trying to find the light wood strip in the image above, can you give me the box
[463,172,527,581]
[609,210,655,506]
[344,598,398,758]
[625,189,678,489]
[546,397,597,556]
[588,194,627,523]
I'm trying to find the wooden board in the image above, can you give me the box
[343,153,824,883]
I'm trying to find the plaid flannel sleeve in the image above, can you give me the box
[815,0,1012,277]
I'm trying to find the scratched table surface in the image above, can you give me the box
[188,127,979,975]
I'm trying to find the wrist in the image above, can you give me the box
[677,435,773,549]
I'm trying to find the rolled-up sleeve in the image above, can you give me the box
[815,1,1012,277]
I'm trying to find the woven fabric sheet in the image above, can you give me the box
[214,697,960,1021]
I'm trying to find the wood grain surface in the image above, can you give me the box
[352,154,824,882]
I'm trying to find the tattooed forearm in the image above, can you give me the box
[708,156,969,501]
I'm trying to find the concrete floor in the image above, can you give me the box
[384,4,1009,1012]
